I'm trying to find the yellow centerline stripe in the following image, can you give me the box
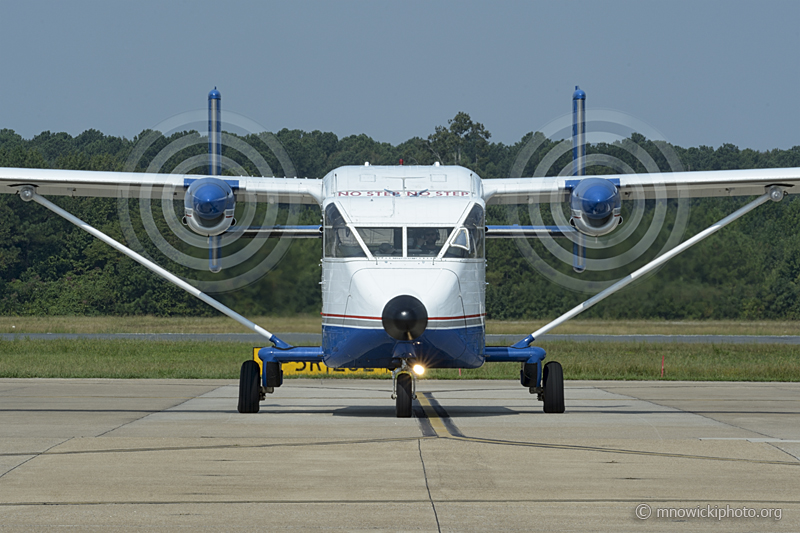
[416,394,451,438]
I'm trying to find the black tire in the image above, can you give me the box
[238,360,261,414]
[542,361,565,413]
[396,373,413,418]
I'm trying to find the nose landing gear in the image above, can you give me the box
[391,360,417,418]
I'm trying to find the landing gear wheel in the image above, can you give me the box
[238,360,260,414]
[396,373,413,418]
[542,361,565,413]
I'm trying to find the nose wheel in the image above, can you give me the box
[395,373,414,418]
[392,362,417,419]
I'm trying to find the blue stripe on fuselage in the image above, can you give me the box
[322,325,485,369]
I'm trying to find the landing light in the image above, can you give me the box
[412,364,425,376]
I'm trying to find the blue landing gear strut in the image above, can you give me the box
[485,345,565,413]
[237,346,324,414]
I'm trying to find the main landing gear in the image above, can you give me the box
[521,360,565,413]
[541,361,565,413]
[238,359,283,414]
[238,360,260,413]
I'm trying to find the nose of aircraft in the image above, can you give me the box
[381,295,428,341]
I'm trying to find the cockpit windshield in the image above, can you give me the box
[407,227,452,257]
[323,202,484,260]
[358,228,402,257]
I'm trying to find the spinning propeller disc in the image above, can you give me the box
[118,109,301,292]
[507,109,690,293]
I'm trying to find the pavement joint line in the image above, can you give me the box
[584,398,800,402]
[0,409,167,414]
[0,436,440,458]
[0,437,72,480]
[765,441,800,462]
[2,498,800,507]
[0,392,201,400]
[699,438,800,442]
[94,386,226,438]
[596,385,783,442]
[445,436,800,465]
[417,439,441,532]
[2,435,796,466]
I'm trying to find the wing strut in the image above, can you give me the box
[513,186,785,348]
[18,186,291,349]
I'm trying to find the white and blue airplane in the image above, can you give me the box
[3,89,800,417]
[2,159,800,417]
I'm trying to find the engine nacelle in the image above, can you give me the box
[569,178,622,237]
[182,178,235,236]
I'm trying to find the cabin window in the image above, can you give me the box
[407,227,452,257]
[356,227,402,256]
[324,203,366,258]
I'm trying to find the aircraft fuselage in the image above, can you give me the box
[318,165,486,370]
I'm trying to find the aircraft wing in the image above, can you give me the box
[0,167,324,205]
[483,167,800,204]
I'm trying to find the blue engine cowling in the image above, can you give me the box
[569,178,622,237]
[182,178,236,236]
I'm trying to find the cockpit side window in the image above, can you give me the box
[450,228,470,250]
[465,203,485,258]
[324,203,366,258]
[443,203,485,258]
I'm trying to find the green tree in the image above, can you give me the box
[426,112,491,168]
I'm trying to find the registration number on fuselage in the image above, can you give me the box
[252,348,391,376]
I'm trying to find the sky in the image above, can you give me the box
[1,0,798,152]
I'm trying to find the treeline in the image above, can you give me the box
[1,114,800,320]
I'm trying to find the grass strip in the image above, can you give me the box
[1,338,799,381]
[1,316,798,336]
